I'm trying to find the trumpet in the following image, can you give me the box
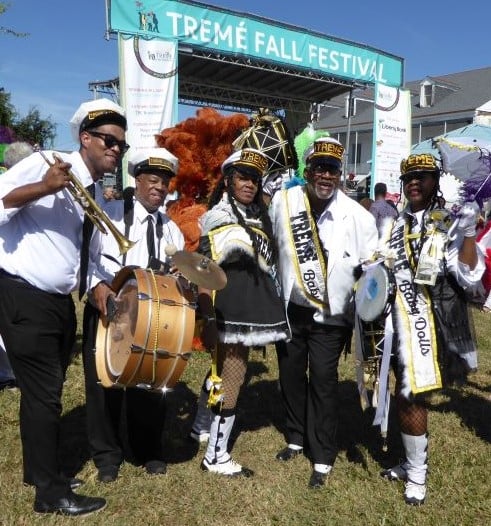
[40,151,136,255]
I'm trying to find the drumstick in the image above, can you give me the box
[165,244,178,256]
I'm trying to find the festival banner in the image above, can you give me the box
[119,33,178,185]
[109,0,403,87]
[371,84,411,202]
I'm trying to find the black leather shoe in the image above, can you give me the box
[144,460,167,475]
[97,465,119,483]
[308,470,327,489]
[34,493,106,516]
[275,446,303,461]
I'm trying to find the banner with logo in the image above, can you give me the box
[119,33,178,184]
[371,84,411,202]
[109,0,403,87]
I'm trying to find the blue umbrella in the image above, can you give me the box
[411,123,491,159]
[412,124,491,206]
[435,135,491,207]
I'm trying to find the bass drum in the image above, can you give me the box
[355,263,396,323]
[96,267,196,391]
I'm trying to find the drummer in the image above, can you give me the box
[83,147,184,482]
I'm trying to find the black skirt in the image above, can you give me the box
[214,258,288,346]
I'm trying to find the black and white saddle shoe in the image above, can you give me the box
[275,446,303,461]
[380,462,408,482]
[308,470,328,489]
[201,457,254,477]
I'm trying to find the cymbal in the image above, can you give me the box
[171,251,227,290]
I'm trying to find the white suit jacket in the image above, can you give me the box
[269,185,378,322]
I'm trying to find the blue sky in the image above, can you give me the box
[1,0,490,150]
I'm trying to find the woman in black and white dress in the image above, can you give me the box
[192,148,289,477]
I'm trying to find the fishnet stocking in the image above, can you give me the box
[216,343,249,411]
[395,393,428,435]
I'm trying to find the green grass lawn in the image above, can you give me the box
[0,302,490,525]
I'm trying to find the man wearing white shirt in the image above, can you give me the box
[83,148,184,483]
[0,98,128,516]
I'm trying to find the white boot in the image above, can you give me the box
[201,414,253,477]
[401,432,428,506]
[190,389,212,444]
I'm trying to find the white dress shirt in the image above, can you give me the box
[0,150,98,294]
[88,198,185,290]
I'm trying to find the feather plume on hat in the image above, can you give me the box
[285,124,332,189]
[293,124,332,177]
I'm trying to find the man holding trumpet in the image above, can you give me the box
[0,98,128,517]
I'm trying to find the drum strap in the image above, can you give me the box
[122,191,135,267]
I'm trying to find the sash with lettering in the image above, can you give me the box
[389,213,442,397]
[282,186,328,310]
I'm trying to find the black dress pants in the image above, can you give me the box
[0,274,76,502]
[275,302,351,466]
[82,302,166,468]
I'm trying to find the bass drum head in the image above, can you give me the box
[95,278,139,387]
[355,264,390,322]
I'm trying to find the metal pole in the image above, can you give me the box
[104,0,111,41]
[343,89,353,188]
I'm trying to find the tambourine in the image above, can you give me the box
[355,262,396,322]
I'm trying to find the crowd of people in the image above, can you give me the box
[0,98,485,516]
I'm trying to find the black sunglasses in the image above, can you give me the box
[86,130,130,153]
[400,171,437,185]
[310,163,341,175]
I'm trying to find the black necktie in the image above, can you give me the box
[79,183,95,300]
[146,215,156,265]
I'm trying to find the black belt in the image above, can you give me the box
[0,269,71,299]
[0,269,31,285]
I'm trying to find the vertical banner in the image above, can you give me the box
[119,34,178,185]
[371,84,411,203]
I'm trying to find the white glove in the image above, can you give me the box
[452,201,480,238]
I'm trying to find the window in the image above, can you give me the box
[350,143,362,164]
[420,82,434,107]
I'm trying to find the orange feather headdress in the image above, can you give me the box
[155,107,250,250]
